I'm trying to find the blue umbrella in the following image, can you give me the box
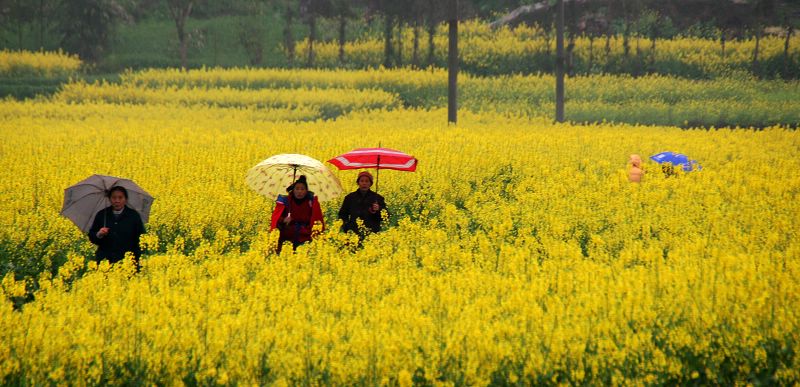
[649,151,701,172]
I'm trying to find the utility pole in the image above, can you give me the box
[555,0,565,122]
[448,0,458,124]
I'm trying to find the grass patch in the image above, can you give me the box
[102,16,291,71]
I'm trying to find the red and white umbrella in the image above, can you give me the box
[327,148,417,171]
[327,147,418,191]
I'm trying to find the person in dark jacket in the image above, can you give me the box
[338,171,387,238]
[88,186,146,268]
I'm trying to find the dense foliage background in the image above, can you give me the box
[1,0,798,77]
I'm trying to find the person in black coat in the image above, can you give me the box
[338,171,387,238]
[88,186,146,268]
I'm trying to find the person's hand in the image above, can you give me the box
[369,202,380,213]
[98,227,110,238]
[283,213,292,224]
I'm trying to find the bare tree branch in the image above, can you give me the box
[489,0,758,30]
[490,0,591,30]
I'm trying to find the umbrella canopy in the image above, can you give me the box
[649,151,701,172]
[327,147,418,192]
[327,148,418,172]
[61,174,154,233]
[246,153,343,202]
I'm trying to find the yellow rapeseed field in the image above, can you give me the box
[0,49,81,78]
[0,64,799,385]
[118,66,800,127]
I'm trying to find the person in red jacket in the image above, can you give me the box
[270,175,325,252]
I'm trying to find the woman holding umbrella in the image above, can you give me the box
[328,147,415,240]
[88,186,146,268]
[270,175,325,252]
[337,171,387,238]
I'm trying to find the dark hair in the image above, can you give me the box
[107,186,128,199]
[286,175,308,192]
[661,164,676,177]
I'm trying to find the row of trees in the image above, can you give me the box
[1,0,798,70]
[489,0,800,76]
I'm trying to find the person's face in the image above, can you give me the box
[110,190,127,210]
[357,176,372,191]
[292,184,308,199]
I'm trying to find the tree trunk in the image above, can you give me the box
[650,21,658,71]
[284,6,295,65]
[543,22,552,57]
[720,30,726,59]
[623,23,630,58]
[555,0,565,122]
[448,0,458,124]
[752,25,761,72]
[338,14,346,63]
[650,33,656,71]
[12,0,26,50]
[566,0,576,77]
[427,20,436,67]
[38,0,45,49]
[384,14,394,68]
[306,16,316,67]
[396,22,403,66]
[567,28,575,77]
[175,19,188,68]
[783,21,792,78]
[622,0,630,58]
[412,19,420,68]
[605,0,612,70]
[168,1,194,69]
[17,10,23,49]
[588,35,594,73]
[427,0,437,67]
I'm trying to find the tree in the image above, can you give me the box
[1,0,35,49]
[778,1,800,78]
[368,0,407,67]
[57,0,118,63]
[332,0,359,63]
[447,0,458,124]
[166,0,194,69]
[238,1,270,66]
[425,0,446,66]
[273,0,297,65]
[555,0,564,122]
[390,0,450,68]
[753,1,782,72]
[34,0,59,49]
[299,0,333,67]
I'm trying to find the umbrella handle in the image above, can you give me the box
[375,143,381,193]
[376,154,380,193]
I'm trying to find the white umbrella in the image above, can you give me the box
[61,174,154,233]
[245,154,343,202]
